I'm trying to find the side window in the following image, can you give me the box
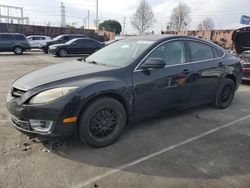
[189,41,214,61]
[33,37,40,40]
[216,49,224,57]
[62,36,69,41]
[2,34,13,41]
[147,40,187,66]
[15,35,25,40]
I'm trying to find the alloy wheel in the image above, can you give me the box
[89,108,118,139]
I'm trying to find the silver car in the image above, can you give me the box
[27,35,51,48]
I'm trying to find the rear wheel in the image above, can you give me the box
[213,78,235,109]
[13,46,23,55]
[79,97,126,148]
[58,48,67,57]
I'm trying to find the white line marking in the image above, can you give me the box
[72,114,250,188]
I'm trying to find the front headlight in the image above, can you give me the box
[49,46,56,50]
[29,87,78,104]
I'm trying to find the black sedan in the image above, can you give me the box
[6,35,242,147]
[49,38,104,57]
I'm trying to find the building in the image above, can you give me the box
[161,29,235,50]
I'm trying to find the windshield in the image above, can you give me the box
[85,39,154,67]
[53,35,63,41]
[66,39,77,45]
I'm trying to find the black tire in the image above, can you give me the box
[58,48,67,57]
[79,97,126,148]
[13,46,23,55]
[213,78,235,109]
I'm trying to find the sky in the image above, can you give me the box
[0,0,250,34]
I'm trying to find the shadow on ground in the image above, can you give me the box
[35,104,250,180]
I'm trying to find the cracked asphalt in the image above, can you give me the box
[0,51,250,188]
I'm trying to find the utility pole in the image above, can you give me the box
[122,17,126,36]
[87,10,90,29]
[96,0,98,29]
[60,2,66,27]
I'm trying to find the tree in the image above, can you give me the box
[170,3,191,32]
[98,20,122,35]
[131,0,155,35]
[197,17,214,30]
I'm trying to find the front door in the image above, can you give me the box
[133,40,194,117]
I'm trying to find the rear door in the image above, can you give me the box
[67,39,83,54]
[79,39,93,54]
[0,34,14,50]
[187,40,224,104]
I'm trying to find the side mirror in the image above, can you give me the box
[72,42,76,45]
[141,58,166,70]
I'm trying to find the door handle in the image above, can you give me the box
[182,69,190,74]
[218,62,224,67]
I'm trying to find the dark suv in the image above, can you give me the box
[40,34,87,53]
[0,33,31,55]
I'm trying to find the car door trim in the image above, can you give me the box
[134,38,226,72]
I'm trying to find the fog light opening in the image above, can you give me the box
[29,120,53,132]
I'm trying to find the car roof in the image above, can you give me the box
[27,35,50,37]
[125,35,209,42]
[63,34,86,36]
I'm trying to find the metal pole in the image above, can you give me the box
[96,0,98,29]
[88,10,90,29]
[123,17,126,36]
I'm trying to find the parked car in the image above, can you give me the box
[27,35,51,48]
[49,38,104,57]
[40,34,87,53]
[6,35,242,147]
[232,26,250,81]
[0,33,31,55]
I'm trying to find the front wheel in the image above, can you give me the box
[58,48,67,57]
[13,46,23,55]
[213,78,235,109]
[79,97,127,148]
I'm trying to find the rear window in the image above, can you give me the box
[1,34,13,41]
[15,35,25,40]
[212,48,224,58]
[189,41,214,61]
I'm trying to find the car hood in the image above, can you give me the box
[232,26,250,54]
[13,61,114,91]
[50,43,67,48]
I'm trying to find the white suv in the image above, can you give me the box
[27,35,51,48]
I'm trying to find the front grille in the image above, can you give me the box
[11,116,31,131]
[11,87,26,98]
